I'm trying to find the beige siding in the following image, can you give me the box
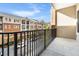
[57,26,76,39]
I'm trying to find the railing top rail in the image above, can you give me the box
[0,28,56,34]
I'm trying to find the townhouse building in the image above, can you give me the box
[24,18,44,30]
[26,19,44,30]
[0,12,23,32]
[37,22,43,29]
[0,12,44,32]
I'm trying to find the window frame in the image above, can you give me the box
[0,24,3,30]
[0,16,3,22]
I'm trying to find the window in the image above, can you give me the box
[14,19,19,22]
[9,18,11,22]
[0,24,2,30]
[22,25,25,29]
[14,19,16,22]
[22,20,25,24]
[27,21,29,24]
[5,17,8,21]
[0,17,3,22]
[27,25,29,29]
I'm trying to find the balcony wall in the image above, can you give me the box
[53,4,77,39]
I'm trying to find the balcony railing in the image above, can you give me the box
[0,29,56,56]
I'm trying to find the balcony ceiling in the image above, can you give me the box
[57,5,76,19]
[53,3,76,9]
[53,3,76,19]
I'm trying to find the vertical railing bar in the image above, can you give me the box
[44,30,46,49]
[33,31,34,56]
[14,33,17,56]
[37,30,39,55]
[2,33,4,56]
[27,31,28,56]
[51,29,52,40]
[24,32,26,56]
[34,30,36,56]
[43,30,44,49]
[20,33,22,56]
[35,31,36,56]
[52,29,53,39]
[7,33,9,56]
[35,30,37,56]
[30,31,31,56]
[32,31,34,56]
[36,30,38,56]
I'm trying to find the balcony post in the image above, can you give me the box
[44,30,46,49]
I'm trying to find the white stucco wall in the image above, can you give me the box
[57,12,77,26]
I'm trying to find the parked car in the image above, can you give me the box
[17,42,24,48]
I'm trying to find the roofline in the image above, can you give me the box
[0,12,46,24]
[0,12,27,19]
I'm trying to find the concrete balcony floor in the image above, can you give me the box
[41,37,79,56]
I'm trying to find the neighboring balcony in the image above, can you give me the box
[0,28,56,56]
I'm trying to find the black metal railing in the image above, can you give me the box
[0,29,56,56]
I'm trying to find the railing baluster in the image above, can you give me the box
[34,30,36,56]
[2,34,4,56]
[14,33,17,56]
[32,31,34,56]
[7,34,9,56]
[30,31,31,56]
[36,30,38,56]
[20,33,22,56]
[44,30,46,49]
[24,32,26,56]
[27,31,28,56]
[36,30,37,56]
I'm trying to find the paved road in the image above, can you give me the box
[0,38,44,56]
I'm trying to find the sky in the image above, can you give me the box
[0,3,51,22]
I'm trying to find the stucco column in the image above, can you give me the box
[51,6,57,29]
